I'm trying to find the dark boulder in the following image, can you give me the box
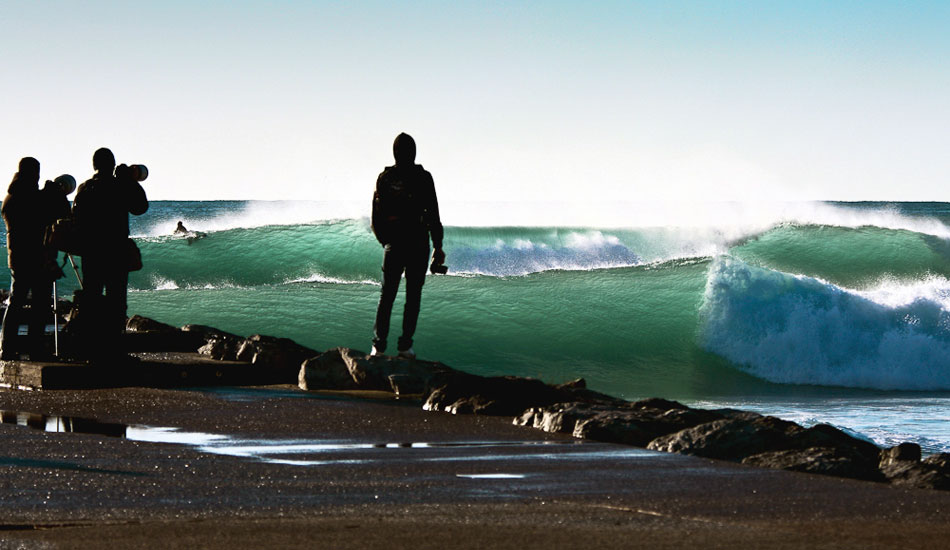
[185,324,244,358]
[181,324,243,342]
[796,423,881,465]
[516,399,723,447]
[197,336,242,361]
[298,347,457,393]
[126,315,177,333]
[743,446,885,482]
[880,442,922,470]
[424,373,620,416]
[882,449,950,490]
[575,405,725,447]
[236,334,319,379]
[646,415,801,461]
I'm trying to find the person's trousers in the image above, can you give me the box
[373,242,429,352]
[80,257,129,355]
[0,267,53,359]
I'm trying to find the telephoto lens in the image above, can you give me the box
[130,164,148,182]
[53,174,76,195]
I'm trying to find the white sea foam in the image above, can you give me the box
[142,200,369,236]
[141,200,950,239]
[700,257,950,391]
[450,231,643,276]
[441,200,950,240]
[284,272,379,286]
[134,276,245,292]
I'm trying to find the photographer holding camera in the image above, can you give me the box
[370,133,446,359]
[71,147,148,359]
[0,157,66,360]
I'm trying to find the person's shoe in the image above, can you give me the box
[370,345,384,357]
[397,347,415,360]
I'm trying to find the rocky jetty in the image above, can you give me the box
[51,315,950,491]
[292,345,950,490]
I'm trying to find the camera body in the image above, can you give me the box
[429,262,448,275]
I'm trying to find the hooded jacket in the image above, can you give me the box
[371,134,443,248]
[72,171,148,259]
[2,175,47,270]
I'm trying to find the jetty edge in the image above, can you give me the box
[5,307,946,492]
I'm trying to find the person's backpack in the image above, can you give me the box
[372,166,424,245]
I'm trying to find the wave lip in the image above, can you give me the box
[700,257,950,391]
[449,231,642,277]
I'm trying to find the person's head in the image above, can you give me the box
[93,147,116,174]
[17,157,40,182]
[393,133,416,166]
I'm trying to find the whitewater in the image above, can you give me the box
[7,200,950,454]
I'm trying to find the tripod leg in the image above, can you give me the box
[52,281,59,357]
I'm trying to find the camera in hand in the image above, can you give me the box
[115,164,148,182]
[430,261,448,275]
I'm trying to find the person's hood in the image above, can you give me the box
[393,133,416,166]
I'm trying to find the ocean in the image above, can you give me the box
[6,200,950,454]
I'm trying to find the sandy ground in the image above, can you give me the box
[0,385,948,549]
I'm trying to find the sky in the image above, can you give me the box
[2,1,949,203]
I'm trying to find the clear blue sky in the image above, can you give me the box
[2,1,948,201]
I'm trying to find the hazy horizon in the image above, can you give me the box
[3,1,948,203]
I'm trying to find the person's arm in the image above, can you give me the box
[371,173,389,246]
[126,181,148,216]
[424,172,444,263]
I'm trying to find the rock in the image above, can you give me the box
[743,446,885,482]
[516,403,613,435]
[424,373,620,416]
[880,443,922,469]
[646,413,886,471]
[796,423,881,465]
[181,324,243,341]
[126,315,177,333]
[197,337,242,361]
[298,351,361,391]
[388,374,426,396]
[235,334,319,378]
[184,324,245,358]
[882,451,950,490]
[298,347,457,393]
[575,405,724,447]
[646,415,802,461]
[516,399,723,447]
[923,452,950,469]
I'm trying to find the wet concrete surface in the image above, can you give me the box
[1,386,949,548]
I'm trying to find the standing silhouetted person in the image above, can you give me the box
[72,148,148,359]
[371,133,445,359]
[0,158,60,360]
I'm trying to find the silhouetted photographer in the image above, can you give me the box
[71,148,148,359]
[0,158,68,360]
[370,133,445,359]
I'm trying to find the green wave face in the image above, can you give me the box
[730,224,950,288]
[129,259,718,399]
[6,201,950,399]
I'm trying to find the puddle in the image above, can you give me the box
[457,473,527,479]
[1,409,659,469]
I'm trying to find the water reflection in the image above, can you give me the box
[1,409,657,468]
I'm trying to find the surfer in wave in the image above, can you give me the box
[173,220,206,244]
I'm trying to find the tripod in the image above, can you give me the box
[51,254,83,357]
